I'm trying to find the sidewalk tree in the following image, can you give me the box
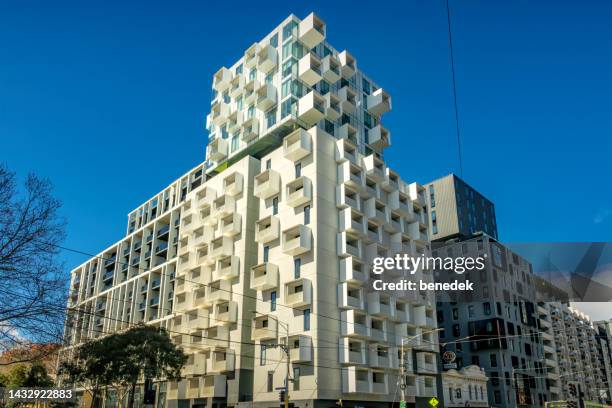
[0,164,66,361]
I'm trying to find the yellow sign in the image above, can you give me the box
[428,397,439,407]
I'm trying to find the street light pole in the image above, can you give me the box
[253,311,290,408]
[400,328,444,405]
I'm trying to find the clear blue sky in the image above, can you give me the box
[1,0,611,270]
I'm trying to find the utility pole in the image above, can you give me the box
[400,327,443,407]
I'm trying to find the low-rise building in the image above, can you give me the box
[441,365,489,407]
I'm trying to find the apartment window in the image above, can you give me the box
[231,134,239,152]
[452,324,460,337]
[452,308,458,320]
[494,390,501,404]
[468,305,475,318]
[266,109,276,128]
[320,80,330,95]
[432,210,438,234]
[223,91,230,104]
[269,33,278,47]
[429,185,436,207]
[236,96,243,111]
[263,246,269,262]
[324,119,334,135]
[260,344,267,365]
[294,162,301,178]
[483,302,491,315]
[293,367,300,390]
[363,111,374,129]
[282,21,297,41]
[362,78,371,94]
[294,258,301,279]
[472,356,480,366]
[235,63,243,75]
[272,197,279,215]
[490,354,497,367]
[271,291,277,312]
[266,159,271,170]
[281,97,297,119]
[303,309,310,331]
[267,371,274,392]
[249,68,256,81]
[304,205,310,225]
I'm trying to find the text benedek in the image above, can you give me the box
[373,279,474,291]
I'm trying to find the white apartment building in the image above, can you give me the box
[63,12,438,408]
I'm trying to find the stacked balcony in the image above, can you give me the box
[341,309,370,338]
[364,198,388,225]
[241,116,259,142]
[367,124,391,150]
[250,263,279,291]
[339,338,366,365]
[368,292,395,320]
[219,213,241,237]
[222,172,243,197]
[282,225,312,255]
[366,88,391,116]
[321,54,341,83]
[298,90,326,126]
[202,325,230,349]
[362,155,386,183]
[336,184,361,211]
[338,161,364,191]
[209,236,233,260]
[213,256,239,281]
[342,367,370,394]
[338,50,356,78]
[254,169,281,199]
[325,93,341,121]
[339,256,366,284]
[213,67,232,92]
[286,177,312,207]
[186,310,210,331]
[211,101,230,126]
[256,82,277,111]
[255,215,280,244]
[284,277,312,308]
[416,352,438,374]
[382,168,400,192]
[283,128,311,161]
[243,77,260,104]
[182,352,207,377]
[257,44,278,74]
[207,279,231,304]
[213,301,237,325]
[298,53,322,87]
[369,345,393,370]
[338,282,365,310]
[208,349,235,373]
[339,208,366,238]
[298,13,325,49]
[208,138,228,162]
[244,43,260,68]
[337,232,363,259]
[229,75,244,99]
[289,335,312,363]
[337,86,356,114]
[251,314,278,341]
[338,122,358,144]
[369,318,387,343]
[213,195,235,218]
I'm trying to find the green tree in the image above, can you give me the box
[1,363,53,388]
[59,325,186,408]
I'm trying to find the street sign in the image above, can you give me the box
[428,397,439,407]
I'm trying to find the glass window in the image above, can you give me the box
[271,291,277,311]
[266,110,276,128]
[320,80,330,95]
[282,59,297,78]
[282,21,297,41]
[303,309,310,331]
[223,91,230,104]
[272,197,278,215]
[247,104,255,119]
[294,258,301,279]
[266,159,271,169]
[304,205,310,225]
[362,78,371,95]
[483,302,491,315]
[231,134,239,152]
[267,371,274,392]
[293,367,300,390]
[263,246,269,262]
[260,344,267,365]
[249,68,256,81]
[281,98,297,119]
[324,119,334,135]
[236,64,243,75]
[269,33,278,47]
[295,162,301,178]
[236,96,243,111]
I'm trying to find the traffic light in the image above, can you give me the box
[279,390,286,402]
[567,401,577,408]
[568,383,577,397]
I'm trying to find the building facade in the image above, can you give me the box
[62,13,440,408]
[425,174,498,243]
[441,365,489,407]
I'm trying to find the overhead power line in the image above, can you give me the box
[445,0,464,177]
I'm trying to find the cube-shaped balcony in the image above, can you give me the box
[369,345,392,369]
[283,128,312,161]
[339,338,366,365]
[337,86,356,114]
[213,67,232,92]
[251,314,278,341]
[284,277,312,308]
[207,279,231,304]
[213,195,236,217]
[382,168,400,193]
[367,292,395,320]
[364,198,388,225]
[338,50,356,78]
[371,371,388,394]
[298,53,322,86]
[255,215,280,244]
[340,309,370,338]
[202,326,229,349]
[207,138,228,162]
[222,172,243,197]
[393,301,410,323]
[369,318,387,343]
[364,222,382,245]
[213,301,237,325]
[212,256,239,281]
[289,335,312,363]
[286,177,312,207]
[256,82,277,111]
[337,232,363,259]
[338,161,364,191]
[257,44,278,74]
[339,256,367,284]
[191,287,209,308]
[298,13,325,49]
[186,310,210,331]
[244,43,260,68]
[208,349,235,374]
[182,352,207,377]
[282,225,312,256]
[243,77,260,104]
[338,122,358,144]
[201,375,227,398]
[321,54,341,83]
[241,116,259,142]
[338,208,366,237]
[362,155,386,183]
[408,183,427,208]
[229,75,245,99]
[338,282,365,310]
[250,263,279,291]
[367,125,391,150]
[196,187,217,208]
[416,352,438,375]
[209,236,233,260]
[416,377,437,398]
[366,88,391,116]
[254,169,281,199]
[325,93,341,121]
[298,90,326,126]
[219,213,241,238]
[199,205,217,228]
[335,184,361,211]
[210,101,230,127]
[342,367,370,394]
